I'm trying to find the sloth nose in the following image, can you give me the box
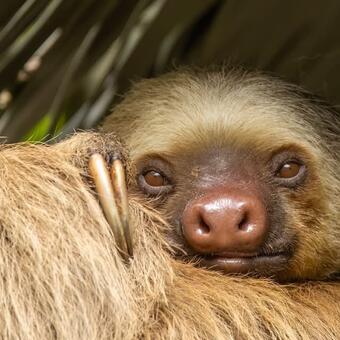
[181,188,268,255]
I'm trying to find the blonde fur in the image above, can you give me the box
[0,132,339,339]
[0,68,339,339]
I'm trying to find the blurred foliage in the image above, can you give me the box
[0,0,340,142]
[0,0,219,142]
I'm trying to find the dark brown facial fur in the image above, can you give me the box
[134,146,302,280]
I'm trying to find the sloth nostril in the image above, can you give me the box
[197,219,210,235]
[238,213,249,231]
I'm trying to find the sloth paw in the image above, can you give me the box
[88,151,132,258]
[56,132,128,174]
[55,132,133,259]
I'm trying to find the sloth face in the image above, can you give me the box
[135,143,314,279]
[104,69,339,281]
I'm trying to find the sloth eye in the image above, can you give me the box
[138,168,172,196]
[271,151,307,188]
[273,156,307,188]
[277,161,302,179]
[143,170,167,187]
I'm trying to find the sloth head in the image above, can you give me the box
[103,68,340,281]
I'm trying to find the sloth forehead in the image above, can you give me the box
[125,92,317,158]
[108,70,321,159]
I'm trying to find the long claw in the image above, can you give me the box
[110,159,133,256]
[88,153,130,260]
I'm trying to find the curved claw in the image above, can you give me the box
[110,159,133,257]
[88,153,132,260]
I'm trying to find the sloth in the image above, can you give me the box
[0,68,339,339]
[103,67,340,282]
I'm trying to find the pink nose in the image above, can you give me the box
[181,188,268,254]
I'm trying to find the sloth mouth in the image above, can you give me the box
[199,251,291,275]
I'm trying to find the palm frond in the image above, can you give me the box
[0,0,218,142]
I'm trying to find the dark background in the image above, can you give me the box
[1,0,339,142]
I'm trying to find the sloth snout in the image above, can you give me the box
[181,187,269,255]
